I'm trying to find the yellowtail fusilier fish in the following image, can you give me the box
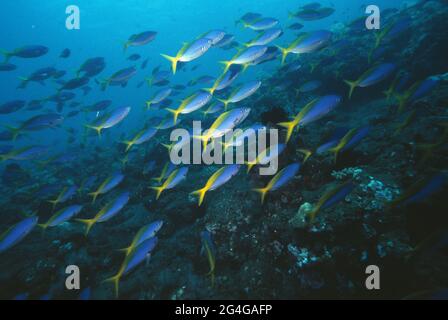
[307,182,356,223]
[119,220,163,256]
[202,101,225,117]
[247,143,286,173]
[253,162,301,204]
[77,191,130,236]
[0,45,48,63]
[222,123,266,151]
[0,145,49,162]
[98,67,137,91]
[244,28,283,47]
[200,230,216,287]
[191,164,241,206]
[243,17,279,31]
[123,31,157,52]
[201,30,226,46]
[277,30,332,64]
[85,106,130,137]
[395,76,439,113]
[37,205,83,231]
[151,162,176,184]
[389,174,446,209]
[166,91,212,123]
[220,45,268,73]
[145,88,172,110]
[104,236,158,298]
[0,216,38,253]
[161,38,213,74]
[121,127,158,152]
[193,107,251,148]
[5,113,64,141]
[47,185,78,210]
[204,65,242,95]
[150,167,188,200]
[89,172,124,203]
[328,126,370,161]
[218,80,261,110]
[344,63,396,99]
[278,95,341,143]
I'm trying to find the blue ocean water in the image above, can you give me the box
[1,0,447,301]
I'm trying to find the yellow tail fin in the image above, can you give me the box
[166,108,180,124]
[103,274,121,298]
[76,218,96,236]
[277,120,297,143]
[84,124,102,138]
[121,140,134,153]
[191,188,208,206]
[150,186,165,200]
[4,125,21,141]
[276,46,289,65]
[253,187,269,204]
[344,79,358,100]
[246,162,256,173]
[298,148,313,163]
[88,191,100,204]
[161,54,179,75]
[217,98,229,111]
[219,61,232,74]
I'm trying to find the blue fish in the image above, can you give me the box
[0,216,38,253]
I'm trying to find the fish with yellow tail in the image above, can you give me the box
[327,126,370,161]
[296,127,351,163]
[76,191,130,236]
[344,63,396,99]
[151,162,176,184]
[388,174,446,209]
[253,162,300,204]
[104,236,158,298]
[166,90,211,124]
[278,95,341,143]
[85,106,130,137]
[119,220,163,256]
[161,38,212,74]
[276,30,332,65]
[47,185,77,210]
[191,165,241,206]
[193,107,251,150]
[204,65,242,95]
[37,205,83,232]
[121,127,157,152]
[246,144,285,173]
[220,45,267,73]
[150,167,188,200]
[144,88,172,110]
[200,230,216,287]
[88,172,124,203]
[307,182,355,223]
[217,80,261,110]
[0,216,38,253]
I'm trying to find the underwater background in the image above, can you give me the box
[1,0,448,300]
